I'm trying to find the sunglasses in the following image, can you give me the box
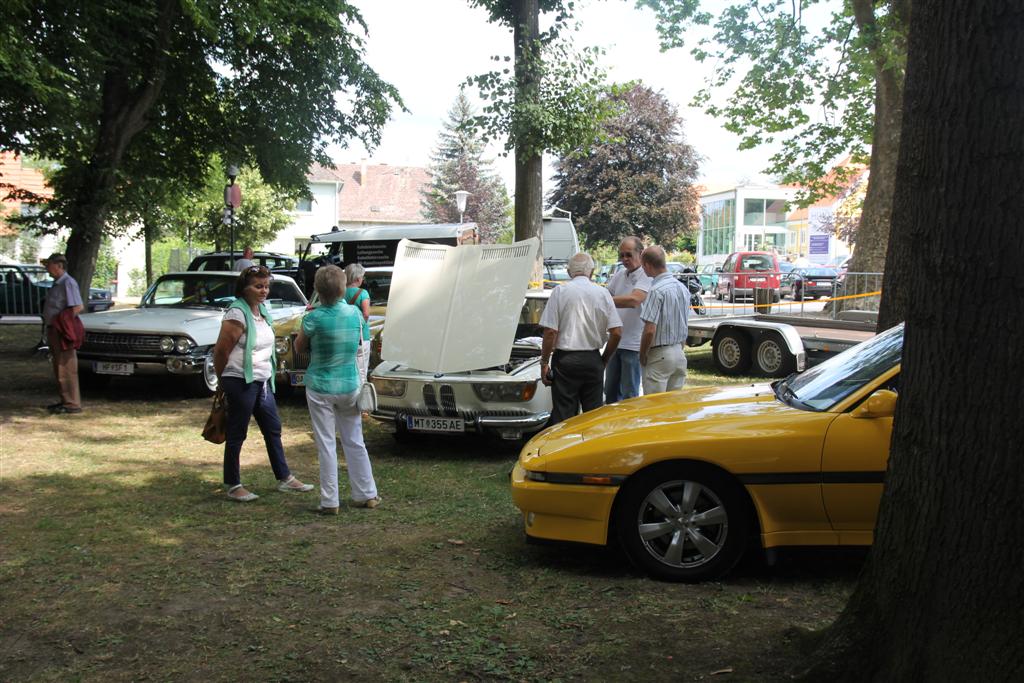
[245,265,271,275]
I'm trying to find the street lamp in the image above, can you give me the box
[224,165,241,258]
[454,190,470,224]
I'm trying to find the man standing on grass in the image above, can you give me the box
[638,246,690,395]
[604,236,651,403]
[539,252,622,426]
[41,252,84,415]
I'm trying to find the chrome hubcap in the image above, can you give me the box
[636,480,728,569]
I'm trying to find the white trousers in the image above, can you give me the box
[355,342,369,383]
[642,344,687,395]
[306,387,378,507]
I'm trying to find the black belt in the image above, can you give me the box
[651,342,681,349]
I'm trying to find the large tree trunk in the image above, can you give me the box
[512,0,544,286]
[834,0,909,325]
[802,2,1024,679]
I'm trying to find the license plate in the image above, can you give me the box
[406,416,464,433]
[749,277,766,282]
[816,281,830,286]
[94,361,133,375]
[289,371,305,387]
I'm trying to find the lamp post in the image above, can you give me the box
[454,190,470,224]
[224,165,241,258]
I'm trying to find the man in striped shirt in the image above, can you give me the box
[638,246,690,394]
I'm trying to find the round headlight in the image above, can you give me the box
[160,336,174,353]
[275,337,291,355]
[175,337,192,354]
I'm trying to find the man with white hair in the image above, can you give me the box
[638,246,690,394]
[539,252,623,426]
[604,235,651,403]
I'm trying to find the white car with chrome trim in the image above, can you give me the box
[78,271,307,394]
[369,238,552,441]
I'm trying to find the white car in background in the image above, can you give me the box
[78,272,307,395]
[369,237,553,441]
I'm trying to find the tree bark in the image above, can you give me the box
[803,2,1024,679]
[512,0,544,285]
[837,0,909,325]
[64,0,174,297]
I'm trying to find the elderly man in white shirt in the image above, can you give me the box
[539,252,623,426]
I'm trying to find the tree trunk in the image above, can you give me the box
[802,2,1024,679]
[512,0,544,286]
[144,216,155,286]
[834,0,908,324]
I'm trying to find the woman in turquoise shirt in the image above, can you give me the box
[295,265,380,514]
[343,263,371,382]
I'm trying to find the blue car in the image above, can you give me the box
[0,263,113,316]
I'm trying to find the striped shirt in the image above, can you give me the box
[640,272,690,347]
[301,302,362,395]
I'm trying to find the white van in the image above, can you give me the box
[542,215,580,260]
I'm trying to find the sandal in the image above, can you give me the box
[277,475,314,493]
[351,496,381,509]
[227,484,259,502]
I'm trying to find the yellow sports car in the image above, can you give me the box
[511,324,902,582]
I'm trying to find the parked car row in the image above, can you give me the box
[0,263,113,317]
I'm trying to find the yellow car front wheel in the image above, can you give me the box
[615,463,749,582]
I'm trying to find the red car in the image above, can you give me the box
[714,251,781,303]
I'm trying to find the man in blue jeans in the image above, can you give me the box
[604,236,651,403]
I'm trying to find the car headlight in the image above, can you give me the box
[275,336,291,355]
[370,377,406,397]
[160,336,174,353]
[472,381,537,402]
[175,337,193,354]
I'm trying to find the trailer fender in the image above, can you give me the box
[711,321,806,373]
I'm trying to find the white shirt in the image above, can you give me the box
[221,307,275,382]
[233,257,254,272]
[606,266,652,351]
[539,276,622,351]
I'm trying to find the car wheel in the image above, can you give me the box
[727,286,736,304]
[615,463,749,582]
[753,332,796,377]
[713,330,752,375]
[189,350,218,396]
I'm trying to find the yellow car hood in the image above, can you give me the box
[525,383,825,475]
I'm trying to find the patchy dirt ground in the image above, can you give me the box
[0,324,859,681]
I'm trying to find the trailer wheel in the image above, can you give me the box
[713,331,752,375]
[752,332,795,377]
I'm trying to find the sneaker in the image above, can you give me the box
[49,405,83,415]
[277,476,314,493]
[351,496,381,509]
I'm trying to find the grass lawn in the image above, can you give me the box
[0,324,857,681]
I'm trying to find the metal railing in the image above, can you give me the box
[697,271,883,321]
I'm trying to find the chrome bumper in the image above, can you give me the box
[371,407,551,438]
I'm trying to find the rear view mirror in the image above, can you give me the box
[852,389,897,419]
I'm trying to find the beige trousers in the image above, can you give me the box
[47,326,81,409]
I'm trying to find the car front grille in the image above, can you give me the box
[82,332,163,354]
[290,334,310,370]
[378,404,536,421]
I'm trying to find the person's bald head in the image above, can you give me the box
[641,245,667,271]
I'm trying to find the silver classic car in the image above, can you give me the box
[368,237,553,441]
[78,272,307,394]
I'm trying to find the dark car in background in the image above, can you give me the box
[781,267,839,300]
[0,263,113,317]
[187,251,298,273]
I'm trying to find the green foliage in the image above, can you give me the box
[638,0,908,206]
[421,92,512,243]
[549,84,701,249]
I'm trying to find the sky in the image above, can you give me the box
[336,0,783,198]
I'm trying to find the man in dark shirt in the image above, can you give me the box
[41,253,84,414]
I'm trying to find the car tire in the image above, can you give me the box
[727,286,736,304]
[713,330,752,375]
[615,463,749,582]
[793,284,803,301]
[189,350,218,396]
[753,332,796,377]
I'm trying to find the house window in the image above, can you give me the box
[294,197,313,213]
[701,198,735,256]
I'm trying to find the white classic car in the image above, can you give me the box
[369,238,553,441]
[78,272,308,395]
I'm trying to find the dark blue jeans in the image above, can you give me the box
[221,376,290,487]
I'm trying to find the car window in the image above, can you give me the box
[739,255,774,271]
[803,268,837,277]
[18,266,51,284]
[546,263,570,282]
[266,281,306,308]
[144,275,236,307]
[787,325,903,411]
[363,272,392,305]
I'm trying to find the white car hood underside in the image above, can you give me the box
[381,238,540,374]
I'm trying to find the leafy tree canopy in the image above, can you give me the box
[0,0,402,291]
[421,92,512,243]
[549,83,701,248]
[637,0,908,206]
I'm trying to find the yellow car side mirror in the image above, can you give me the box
[852,389,897,419]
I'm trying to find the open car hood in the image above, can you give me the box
[381,238,539,374]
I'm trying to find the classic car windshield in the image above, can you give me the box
[143,275,305,309]
[785,324,903,411]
